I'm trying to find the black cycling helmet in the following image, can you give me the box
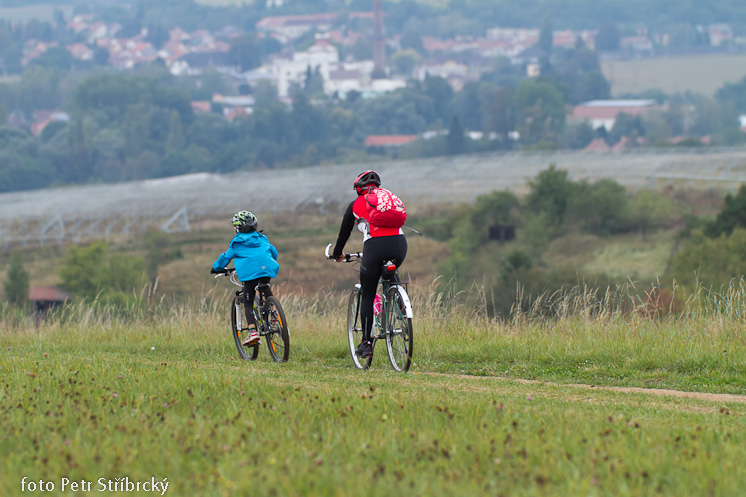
[232,210,258,233]
[353,170,381,195]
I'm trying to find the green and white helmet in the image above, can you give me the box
[232,210,258,233]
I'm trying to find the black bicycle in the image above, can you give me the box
[214,268,289,362]
[325,244,413,372]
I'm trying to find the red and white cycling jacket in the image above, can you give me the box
[332,197,404,258]
[351,195,403,242]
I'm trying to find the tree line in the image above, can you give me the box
[3,47,746,193]
[431,166,746,315]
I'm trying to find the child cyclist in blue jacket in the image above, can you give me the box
[211,211,279,346]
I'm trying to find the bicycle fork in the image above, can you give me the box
[235,291,245,332]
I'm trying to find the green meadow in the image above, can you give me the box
[3,284,746,496]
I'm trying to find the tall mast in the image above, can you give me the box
[372,0,386,78]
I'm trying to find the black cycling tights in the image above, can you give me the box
[242,277,272,327]
[359,235,407,341]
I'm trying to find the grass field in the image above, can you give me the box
[3,283,746,496]
[601,53,746,97]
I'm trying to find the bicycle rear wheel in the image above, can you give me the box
[264,296,290,362]
[231,295,259,361]
[347,287,372,370]
[384,286,413,372]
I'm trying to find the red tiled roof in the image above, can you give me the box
[191,101,211,113]
[30,118,51,137]
[583,138,610,152]
[422,36,454,51]
[364,135,418,147]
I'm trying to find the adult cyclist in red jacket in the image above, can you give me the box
[331,170,408,358]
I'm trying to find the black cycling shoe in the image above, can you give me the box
[355,340,373,358]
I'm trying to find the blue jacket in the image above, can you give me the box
[213,231,279,282]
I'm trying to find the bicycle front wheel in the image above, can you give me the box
[264,296,290,362]
[347,287,372,370]
[231,296,259,361]
[385,286,413,372]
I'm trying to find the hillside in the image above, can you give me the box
[2,148,745,248]
[2,148,740,303]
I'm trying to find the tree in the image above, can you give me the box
[391,49,421,77]
[4,252,29,305]
[145,23,170,49]
[122,103,149,157]
[93,46,110,66]
[578,72,611,102]
[2,46,22,75]
[59,241,109,298]
[28,46,73,71]
[92,128,126,179]
[447,115,465,155]
[628,189,676,240]
[451,81,505,132]
[292,92,328,148]
[423,74,454,124]
[447,190,520,256]
[165,110,185,155]
[302,65,325,97]
[400,29,424,52]
[355,89,433,135]
[67,117,93,183]
[199,66,228,97]
[350,37,373,61]
[715,75,746,114]
[706,185,746,238]
[479,85,514,141]
[539,17,553,54]
[642,111,674,145]
[58,241,145,299]
[687,94,734,137]
[228,34,262,71]
[159,145,210,177]
[40,120,66,143]
[563,121,595,149]
[513,78,566,146]
[668,228,746,289]
[18,66,61,112]
[668,23,708,49]
[608,112,645,146]
[595,22,620,51]
[525,164,576,226]
[568,179,630,235]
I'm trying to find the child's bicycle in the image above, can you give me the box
[325,244,413,372]
[214,268,290,362]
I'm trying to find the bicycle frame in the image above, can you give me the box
[385,281,413,319]
[221,271,270,331]
[214,267,290,362]
[326,242,412,318]
[327,243,414,371]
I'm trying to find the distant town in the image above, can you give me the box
[14,8,745,139]
[2,1,746,195]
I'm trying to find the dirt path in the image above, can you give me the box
[422,372,746,404]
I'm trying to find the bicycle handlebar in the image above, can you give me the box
[213,267,236,278]
[325,243,361,262]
